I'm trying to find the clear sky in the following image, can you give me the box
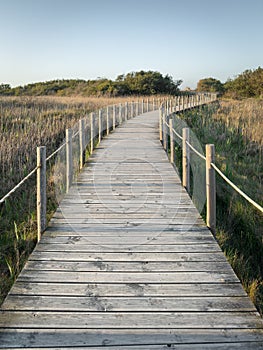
[0,0,262,89]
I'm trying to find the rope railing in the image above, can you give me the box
[0,97,163,240]
[0,166,39,204]
[46,142,66,162]
[172,128,183,141]
[211,162,263,213]
[186,140,206,161]
[160,93,263,232]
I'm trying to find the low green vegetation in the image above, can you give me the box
[175,99,263,314]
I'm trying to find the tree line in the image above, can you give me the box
[196,67,263,99]
[0,71,182,97]
[1,67,262,99]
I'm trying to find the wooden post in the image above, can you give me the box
[159,107,163,142]
[119,103,122,124]
[37,146,46,242]
[125,102,128,121]
[79,119,85,169]
[146,98,149,112]
[66,128,73,193]
[98,109,102,143]
[169,118,174,164]
[182,128,190,192]
[106,106,109,135]
[113,105,116,130]
[206,144,216,233]
[131,101,134,118]
[163,115,168,151]
[153,98,155,111]
[136,100,139,116]
[142,99,144,114]
[90,112,94,154]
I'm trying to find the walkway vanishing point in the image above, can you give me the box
[1,108,263,349]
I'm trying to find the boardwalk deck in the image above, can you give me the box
[0,111,263,349]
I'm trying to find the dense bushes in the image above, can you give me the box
[0,71,182,97]
[196,67,263,99]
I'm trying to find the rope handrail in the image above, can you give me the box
[172,128,183,140]
[211,162,263,213]
[0,166,39,204]
[186,140,206,161]
[46,142,66,162]
[0,142,67,203]
[72,130,79,139]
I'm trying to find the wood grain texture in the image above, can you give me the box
[0,110,262,349]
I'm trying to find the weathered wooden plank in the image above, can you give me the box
[24,260,231,273]
[10,282,247,297]
[1,343,263,350]
[2,296,255,312]
[45,223,208,233]
[28,251,228,262]
[0,328,263,349]
[35,243,222,253]
[17,271,239,283]
[42,232,214,241]
[51,211,201,220]
[0,311,262,329]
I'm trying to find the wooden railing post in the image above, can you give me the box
[113,105,116,130]
[206,144,216,233]
[119,103,122,124]
[169,117,174,164]
[182,128,190,192]
[66,128,73,193]
[131,101,134,118]
[136,100,139,116]
[125,102,128,121]
[37,146,46,242]
[159,107,163,143]
[106,106,109,135]
[98,109,102,143]
[142,99,144,114]
[163,114,168,151]
[90,112,94,154]
[79,119,85,169]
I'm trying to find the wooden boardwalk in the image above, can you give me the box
[1,110,263,349]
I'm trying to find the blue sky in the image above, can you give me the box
[0,0,262,89]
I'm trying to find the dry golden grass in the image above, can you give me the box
[0,94,163,304]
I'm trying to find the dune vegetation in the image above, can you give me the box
[175,98,263,314]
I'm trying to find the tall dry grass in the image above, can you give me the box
[0,95,134,304]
